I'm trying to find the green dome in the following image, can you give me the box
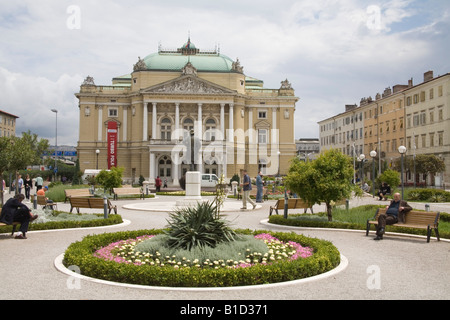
[142,39,236,73]
[143,52,234,72]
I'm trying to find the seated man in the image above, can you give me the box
[374,193,412,240]
[0,194,38,239]
[37,186,55,210]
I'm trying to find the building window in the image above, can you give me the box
[205,118,216,141]
[183,118,194,131]
[161,117,171,140]
[438,132,443,146]
[258,129,267,144]
[430,133,435,147]
[258,111,267,119]
[108,108,118,117]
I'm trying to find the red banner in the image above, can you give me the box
[107,121,118,169]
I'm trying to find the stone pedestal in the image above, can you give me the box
[175,172,204,206]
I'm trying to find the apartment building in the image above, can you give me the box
[0,110,18,137]
[319,70,449,186]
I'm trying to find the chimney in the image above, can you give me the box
[424,70,434,82]
[408,78,413,87]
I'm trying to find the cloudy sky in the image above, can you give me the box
[1,0,449,146]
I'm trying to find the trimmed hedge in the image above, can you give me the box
[63,229,341,287]
[268,213,450,240]
[0,214,123,234]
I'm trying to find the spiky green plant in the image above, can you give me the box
[164,201,238,251]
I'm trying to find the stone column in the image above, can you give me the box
[97,106,103,141]
[122,106,127,141]
[143,102,148,141]
[175,102,180,133]
[220,103,225,139]
[151,102,157,140]
[228,103,234,142]
[197,103,203,173]
[149,152,156,183]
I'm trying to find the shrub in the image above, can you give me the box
[63,229,341,287]
[164,201,237,250]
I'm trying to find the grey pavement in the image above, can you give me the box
[0,192,449,300]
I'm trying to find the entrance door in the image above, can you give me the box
[158,156,172,180]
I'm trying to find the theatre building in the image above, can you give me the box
[75,39,298,186]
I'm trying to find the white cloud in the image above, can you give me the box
[0,0,448,145]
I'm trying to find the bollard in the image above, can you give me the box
[103,196,108,219]
[425,204,430,212]
[33,193,37,210]
[346,199,349,211]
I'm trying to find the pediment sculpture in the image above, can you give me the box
[145,76,231,94]
[182,62,197,76]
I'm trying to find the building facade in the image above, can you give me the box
[0,110,18,137]
[319,71,450,186]
[75,39,298,185]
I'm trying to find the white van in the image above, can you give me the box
[201,174,219,187]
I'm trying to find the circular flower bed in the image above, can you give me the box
[63,229,340,287]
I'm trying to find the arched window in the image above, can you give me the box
[161,117,171,140]
[183,118,194,131]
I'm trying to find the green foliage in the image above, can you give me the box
[376,169,400,190]
[135,234,269,266]
[285,149,357,221]
[406,188,450,202]
[229,173,240,186]
[95,166,124,194]
[63,229,341,287]
[0,214,123,234]
[164,201,237,250]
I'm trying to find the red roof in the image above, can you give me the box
[0,110,19,118]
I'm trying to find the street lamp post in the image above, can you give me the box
[51,109,58,182]
[96,149,100,170]
[398,146,407,200]
[359,153,365,183]
[370,150,377,197]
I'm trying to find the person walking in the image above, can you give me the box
[255,171,264,203]
[24,174,33,201]
[241,170,256,210]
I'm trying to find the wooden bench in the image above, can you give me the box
[69,197,117,214]
[366,208,440,242]
[64,189,92,202]
[112,187,144,200]
[31,195,58,211]
[269,198,313,216]
[0,221,20,236]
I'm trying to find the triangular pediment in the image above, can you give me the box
[254,120,271,129]
[141,75,235,95]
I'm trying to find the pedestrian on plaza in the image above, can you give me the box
[255,171,264,203]
[374,192,412,240]
[377,182,391,200]
[0,194,38,239]
[240,169,256,210]
[24,174,33,200]
[155,176,162,192]
[35,175,43,192]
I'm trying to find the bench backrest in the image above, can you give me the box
[405,211,439,226]
[374,208,439,226]
[37,195,47,206]
[65,189,91,197]
[69,197,107,209]
[113,187,142,194]
[276,198,311,209]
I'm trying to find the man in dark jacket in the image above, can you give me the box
[374,193,412,240]
[0,194,38,239]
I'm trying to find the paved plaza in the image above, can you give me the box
[0,192,449,300]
